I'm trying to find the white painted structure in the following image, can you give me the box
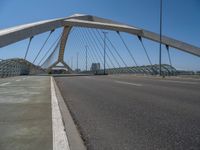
[0,14,199,70]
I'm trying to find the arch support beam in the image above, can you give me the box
[47,60,72,72]
[0,18,66,48]
[0,13,200,61]
[63,17,200,57]
[41,26,73,71]
[58,26,72,61]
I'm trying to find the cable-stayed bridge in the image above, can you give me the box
[0,14,200,150]
[0,14,200,77]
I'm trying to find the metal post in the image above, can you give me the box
[159,0,163,76]
[103,32,108,75]
[85,45,88,71]
[71,56,73,70]
[77,52,79,72]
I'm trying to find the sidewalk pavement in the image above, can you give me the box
[0,76,52,150]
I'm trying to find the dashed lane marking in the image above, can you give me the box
[115,80,142,87]
[0,82,11,86]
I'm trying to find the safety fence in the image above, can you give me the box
[81,64,177,76]
[0,58,45,78]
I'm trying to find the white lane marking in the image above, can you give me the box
[160,80,198,85]
[0,82,11,86]
[84,76,91,79]
[115,80,142,87]
[16,79,21,81]
[51,77,70,150]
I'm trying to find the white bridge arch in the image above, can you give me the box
[0,14,200,71]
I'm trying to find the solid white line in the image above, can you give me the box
[115,80,142,87]
[0,82,11,86]
[51,77,70,150]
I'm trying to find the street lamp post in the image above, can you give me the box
[159,0,163,76]
[71,56,73,70]
[76,52,79,72]
[103,32,108,75]
[85,45,88,71]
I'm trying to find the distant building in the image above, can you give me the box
[90,63,100,72]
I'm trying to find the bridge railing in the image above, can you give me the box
[80,64,177,76]
[0,58,46,78]
[0,60,24,78]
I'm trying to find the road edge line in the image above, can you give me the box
[52,77,86,150]
[51,77,70,150]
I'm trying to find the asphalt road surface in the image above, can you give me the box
[55,75,200,150]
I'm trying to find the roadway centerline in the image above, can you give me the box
[0,82,11,86]
[83,76,92,79]
[114,80,142,87]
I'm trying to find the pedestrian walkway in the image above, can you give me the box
[0,76,52,150]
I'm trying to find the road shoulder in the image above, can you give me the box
[52,77,86,150]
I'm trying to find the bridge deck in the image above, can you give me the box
[55,75,200,150]
[1,75,200,149]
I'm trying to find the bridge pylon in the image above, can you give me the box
[47,60,73,73]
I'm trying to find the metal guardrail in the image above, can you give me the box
[0,58,45,78]
[81,64,177,76]
[0,59,28,78]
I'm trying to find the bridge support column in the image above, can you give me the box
[47,60,73,73]
[56,26,73,73]
[48,26,73,73]
[46,26,73,73]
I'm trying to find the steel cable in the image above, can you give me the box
[38,33,62,65]
[33,30,54,64]
[24,36,33,60]
[117,31,138,66]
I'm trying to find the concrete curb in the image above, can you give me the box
[52,77,86,150]
[51,77,70,150]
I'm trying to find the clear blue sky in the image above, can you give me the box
[0,0,200,70]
